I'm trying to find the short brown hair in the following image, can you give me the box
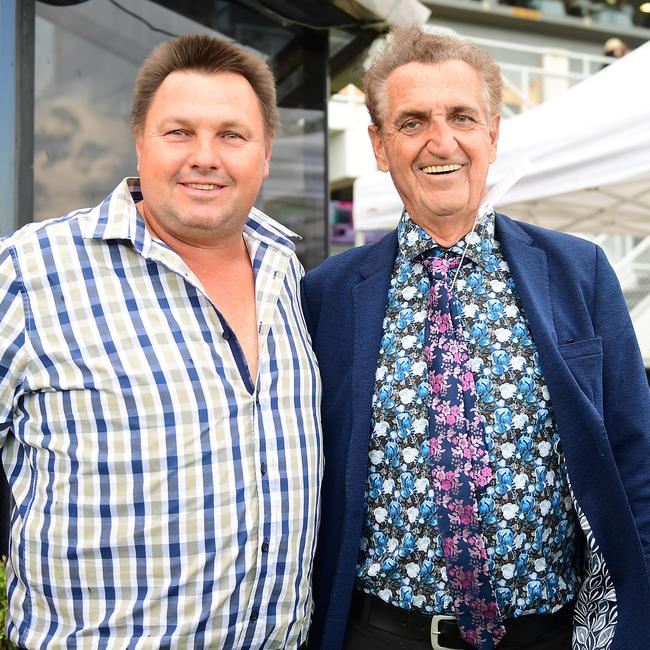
[364,26,503,128]
[130,34,279,138]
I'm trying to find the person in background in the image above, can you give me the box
[0,33,321,649]
[603,37,630,62]
[302,25,650,650]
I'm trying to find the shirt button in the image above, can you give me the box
[260,463,267,475]
[222,330,231,340]
[262,540,269,553]
[251,609,259,621]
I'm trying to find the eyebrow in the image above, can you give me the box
[392,104,483,127]
[392,109,430,127]
[159,116,248,132]
[449,104,482,117]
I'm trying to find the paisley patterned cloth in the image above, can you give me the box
[423,251,505,650]
[356,211,581,621]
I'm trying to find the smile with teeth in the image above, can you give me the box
[183,182,222,190]
[420,164,463,174]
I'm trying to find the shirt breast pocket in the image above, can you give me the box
[558,337,603,417]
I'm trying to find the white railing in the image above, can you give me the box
[471,35,610,74]
[612,236,650,291]
[583,233,650,363]
[470,36,613,113]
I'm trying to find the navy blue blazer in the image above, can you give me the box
[302,213,650,650]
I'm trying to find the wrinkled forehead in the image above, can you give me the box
[376,60,493,127]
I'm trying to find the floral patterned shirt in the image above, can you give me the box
[356,211,581,618]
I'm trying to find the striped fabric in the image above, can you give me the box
[0,178,322,649]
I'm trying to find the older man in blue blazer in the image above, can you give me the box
[302,26,650,650]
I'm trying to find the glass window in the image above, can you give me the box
[34,0,327,268]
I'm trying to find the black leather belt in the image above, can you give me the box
[349,590,574,649]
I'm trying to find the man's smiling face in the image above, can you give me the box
[134,69,271,248]
[368,60,499,242]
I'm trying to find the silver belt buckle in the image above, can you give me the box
[430,614,457,650]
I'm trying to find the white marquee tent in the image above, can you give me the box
[488,39,650,235]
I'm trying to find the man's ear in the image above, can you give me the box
[263,141,272,178]
[488,114,500,164]
[134,131,142,173]
[368,124,390,172]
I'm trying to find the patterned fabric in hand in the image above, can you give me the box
[422,250,505,650]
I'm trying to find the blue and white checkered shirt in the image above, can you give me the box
[0,178,322,649]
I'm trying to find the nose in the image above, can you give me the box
[188,133,221,170]
[424,118,457,158]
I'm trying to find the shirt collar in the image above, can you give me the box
[396,208,496,271]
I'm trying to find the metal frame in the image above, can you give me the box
[0,0,18,236]
[0,0,34,236]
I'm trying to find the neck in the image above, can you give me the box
[174,235,250,277]
[137,204,250,274]
[412,213,477,248]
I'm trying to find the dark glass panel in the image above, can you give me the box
[34,0,327,268]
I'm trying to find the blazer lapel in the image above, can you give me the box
[348,233,397,486]
[495,215,557,354]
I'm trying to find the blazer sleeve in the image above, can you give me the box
[300,275,317,338]
[593,245,650,569]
